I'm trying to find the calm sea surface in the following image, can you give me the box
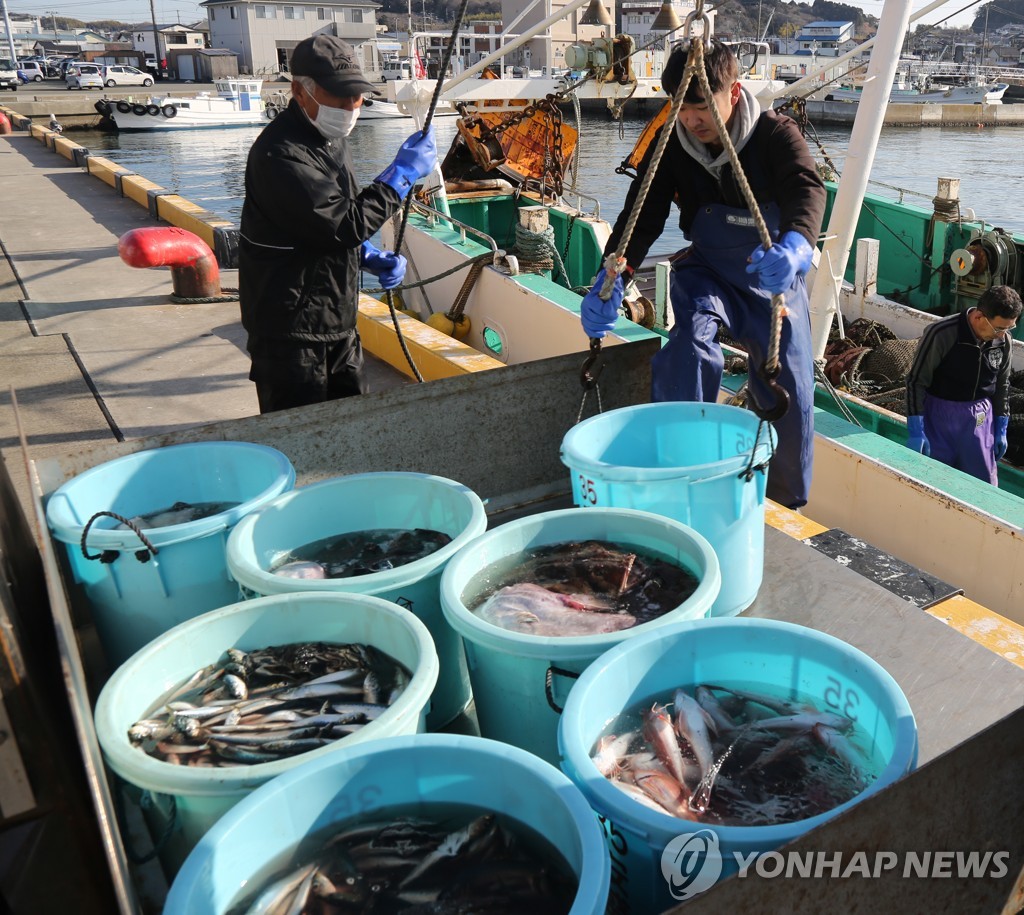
[71,108,1024,248]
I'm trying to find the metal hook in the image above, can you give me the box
[580,337,605,390]
[681,11,713,51]
[751,362,790,422]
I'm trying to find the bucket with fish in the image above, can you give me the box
[45,441,295,667]
[560,402,776,617]
[558,617,918,913]
[439,507,720,765]
[225,472,487,728]
[164,733,611,915]
[94,591,439,875]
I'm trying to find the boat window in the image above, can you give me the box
[179,102,190,108]
[482,326,504,357]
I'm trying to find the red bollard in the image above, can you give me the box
[118,226,221,299]
[0,111,12,136]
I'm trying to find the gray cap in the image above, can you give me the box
[290,35,380,97]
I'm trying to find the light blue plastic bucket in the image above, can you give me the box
[164,734,611,915]
[440,507,720,766]
[560,402,776,617]
[94,592,438,876]
[45,441,295,667]
[558,617,918,914]
[225,472,487,728]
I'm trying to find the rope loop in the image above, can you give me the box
[80,511,159,563]
[545,665,581,714]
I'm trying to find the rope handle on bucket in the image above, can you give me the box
[545,665,581,714]
[80,511,159,564]
[739,418,776,481]
[112,774,178,866]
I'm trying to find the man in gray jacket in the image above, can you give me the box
[239,35,436,413]
[905,285,1021,483]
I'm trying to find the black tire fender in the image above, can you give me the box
[146,104,161,116]
[265,104,279,120]
[116,100,132,113]
[162,103,177,118]
[131,103,147,116]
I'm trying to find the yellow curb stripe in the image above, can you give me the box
[765,500,829,539]
[925,594,1024,670]
[120,174,164,210]
[86,155,132,188]
[155,194,234,251]
[357,296,505,380]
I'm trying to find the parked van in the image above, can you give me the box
[382,59,413,81]
[0,59,18,91]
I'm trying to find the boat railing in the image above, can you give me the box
[560,189,601,220]
[411,200,501,254]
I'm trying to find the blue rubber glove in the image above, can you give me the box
[995,414,1009,460]
[746,230,814,295]
[580,269,625,338]
[360,240,406,290]
[907,415,930,456]
[374,125,438,198]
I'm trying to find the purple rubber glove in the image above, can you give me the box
[360,240,407,290]
[580,269,625,338]
[746,230,814,294]
[995,414,1009,460]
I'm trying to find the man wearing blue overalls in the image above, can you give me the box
[580,41,826,509]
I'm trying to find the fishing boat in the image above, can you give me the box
[1,0,1022,910]
[94,78,272,131]
[824,73,1008,104]
[359,95,460,120]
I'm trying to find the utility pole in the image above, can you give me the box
[50,10,58,41]
[149,0,162,80]
[1,0,18,65]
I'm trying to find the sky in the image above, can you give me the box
[4,0,983,31]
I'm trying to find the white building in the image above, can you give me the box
[131,24,207,64]
[790,20,856,57]
[499,0,613,70]
[200,0,380,76]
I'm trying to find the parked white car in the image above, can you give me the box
[104,65,154,87]
[66,64,105,90]
[17,61,45,81]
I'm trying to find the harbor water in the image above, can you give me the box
[70,109,1024,247]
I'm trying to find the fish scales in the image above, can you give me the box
[591,682,878,827]
[469,540,698,636]
[128,641,411,767]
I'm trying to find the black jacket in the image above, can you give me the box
[239,100,400,341]
[906,309,1012,416]
[605,108,826,270]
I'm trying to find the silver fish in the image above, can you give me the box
[673,688,717,783]
[748,711,854,734]
[642,703,688,786]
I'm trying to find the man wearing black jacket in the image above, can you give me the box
[239,35,436,413]
[905,285,1021,484]
[579,41,825,509]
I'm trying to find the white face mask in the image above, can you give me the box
[309,96,359,139]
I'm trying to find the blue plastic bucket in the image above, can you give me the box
[558,617,918,914]
[94,592,438,875]
[45,441,295,667]
[560,402,776,617]
[440,507,720,766]
[225,472,487,728]
[164,734,611,915]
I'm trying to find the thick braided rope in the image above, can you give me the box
[598,52,700,301]
[692,49,786,374]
